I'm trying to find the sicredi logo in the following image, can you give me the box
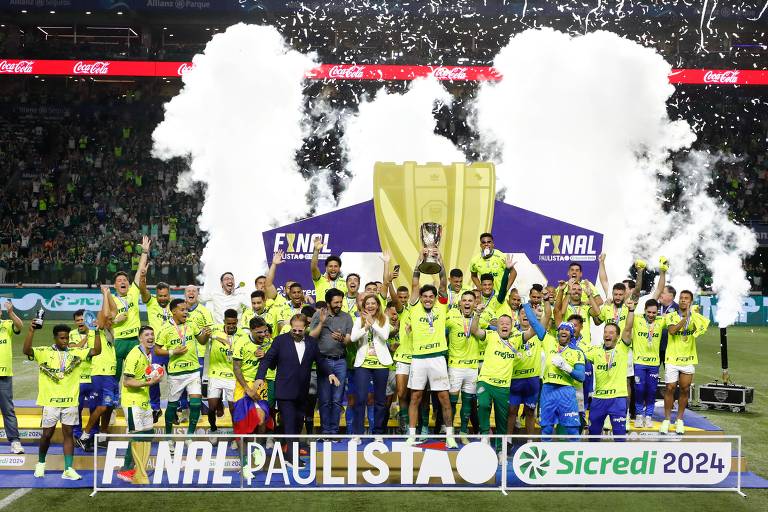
[512,442,730,486]
[539,235,597,262]
[273,233,331,260]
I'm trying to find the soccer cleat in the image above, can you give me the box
[116,469,136,483]
[459,432,470,445]
[34,462,46,478]
[75,437,88,451]
[405,436,418,446]
[83,438,94,453]
[62,467,83,480]
[153,409,163,423]
[644,415,654,428]
[446,436,458,449]
[659,419,670,434]
[634,415,645,429]
[675,419,685,435]
[10,440,24,454]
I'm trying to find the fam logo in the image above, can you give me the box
[273,233,331,260]
[538,235,597,263]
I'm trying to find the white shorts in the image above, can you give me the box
[124,406,154,433]
[41,406,78,428]
[168,372,202,402]
[665,364,695,384]
[395,362,411,376]
[386,370,397,396]
[207,377,235,402]
[408,356,449,391]
[448,367,478,394]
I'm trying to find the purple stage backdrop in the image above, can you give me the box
[263,200,602,291]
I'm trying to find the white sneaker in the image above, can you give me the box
[675,419,685,435]
[634,415,645,429]
[446,436,458,449]
[34,462,45,478]
[62,467,83,480]
[266,437,275,450]
[405,436,418,446]
[459,432,470,445]
[644,416,654,428]
[659,419,670,434]
[10,440,24,454]
[497,452,506,466]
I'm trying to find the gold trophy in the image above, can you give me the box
[373,162,496,286]
[417,222,443,274]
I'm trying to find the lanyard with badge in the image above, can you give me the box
[462,315,472,339]
[347,295,358,316]
[140,344,152,367]
[603,347,616,371]
[426,309,435,334]
[367,329,376,357]
[682,313,692,342]
[225,332,234,362]
[646,317,655,348]
[483,291,495,308]
[115,293,130,314]
[498,334,521,357]
[173,321,188,355]
[612,304,621,324]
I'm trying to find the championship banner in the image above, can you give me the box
[263,162,603,292]
[1,59,767,85]
[92,434,742,493]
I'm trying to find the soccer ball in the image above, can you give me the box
[145,363,165,381]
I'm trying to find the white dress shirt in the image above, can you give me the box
[294,338,306,363]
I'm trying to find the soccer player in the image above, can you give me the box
[540,322,586,440]
[0,300,23,454]
[240,290,278,335]
[112,235,151,380]
[446,291,479,444]
[77,286,118,451]
[391,289,413,434]
[471,303,546,453]
[405,249,454,447]
[446,269,472,311]
[470,233,506,292]
[658,284,679,366]
[566,261,604,307]
[583,319,633,441]
[340,273,362,317]
[660,290,710,435]
[554,281,601,345]
[311,236,347,300]
[233,316,273,479]
[182,284,215,419]
[154,298,212,445]
[69,309,98,449]
[24,320,102,479]
[625,298,668,428]
[140,274,171,420]
[115,326,164,484]
[508,302,550,437]
[277,282,308,332]
[207,309,245,439]
[350,294,392,442]
[309,288,352,437]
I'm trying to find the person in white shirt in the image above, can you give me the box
[200,272,250,324]
[350,294,392,442]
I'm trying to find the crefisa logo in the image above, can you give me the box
[539,234,597,262]
[273,233,331,260]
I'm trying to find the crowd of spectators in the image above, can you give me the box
[0,79,204,285]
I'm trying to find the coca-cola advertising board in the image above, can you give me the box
[0,59,765,84]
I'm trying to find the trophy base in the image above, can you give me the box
[417,261,442,275]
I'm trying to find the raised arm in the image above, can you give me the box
[632,260,644,301]
[437,250,447,298]
[622,298,635,345]
[470,304,487,340]
[380,251,393,299]
[133,235,151,286]
[554,281,568,326]
[598,253,610,298]
[651,258,668,300]
[496,255,516,305]
[310,236,323,281]
[584,281,602,319]
[265,250,284,300]
[90,328,102,357]
[308,308,327,339]
[98,284,114,325]
[138,265,151,304]
[22,322,35,358]
[4,300,23,333]
[409,250,426,305]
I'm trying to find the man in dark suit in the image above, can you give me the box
[255,311,339,468]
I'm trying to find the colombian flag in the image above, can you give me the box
[233,381,273,435]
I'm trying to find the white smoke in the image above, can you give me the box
[339,78,465,206]
[471,28,756,326]
[152,23,316,289]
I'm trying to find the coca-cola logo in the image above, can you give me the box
[432,67,468,80]
[327,65,365,79]
[73,61,110,75]
[177,63,194,75]
[0,60,35,74]
[703,70,740,84]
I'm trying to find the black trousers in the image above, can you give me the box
[277,398,307,459]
